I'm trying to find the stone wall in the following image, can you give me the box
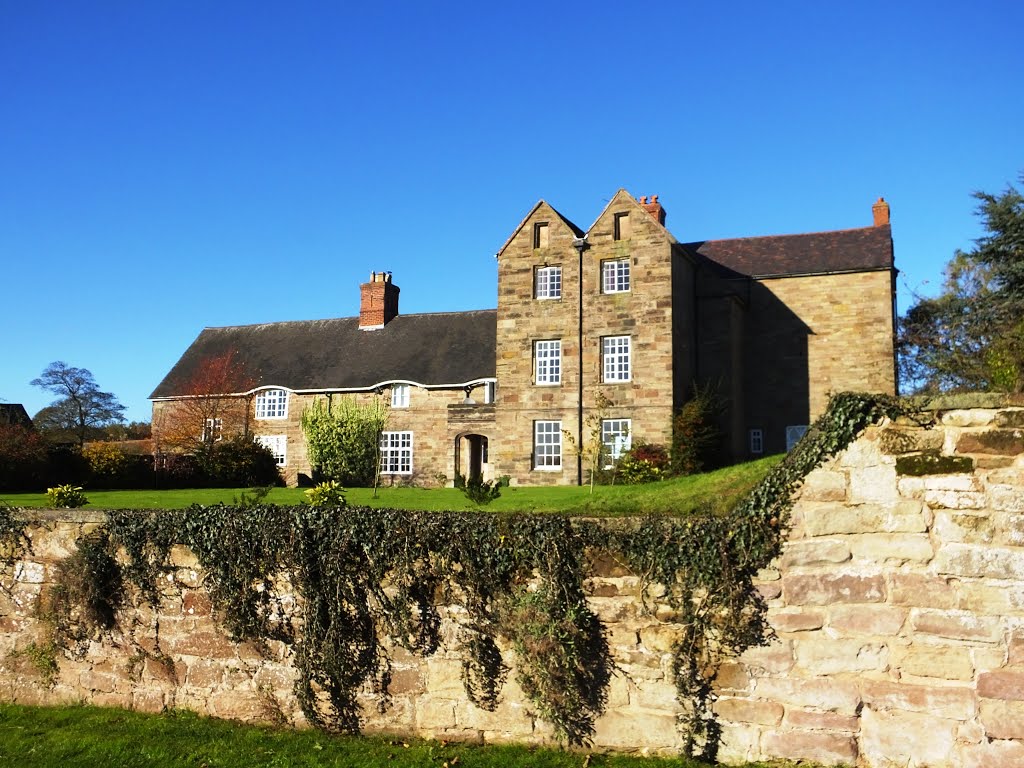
[2,402,1023,766]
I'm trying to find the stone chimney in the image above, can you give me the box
[872,197,890,227]
[359,271,400,330]
[639,195,667,226]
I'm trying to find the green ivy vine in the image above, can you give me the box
[30,392,910,756]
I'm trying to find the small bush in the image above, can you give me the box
[616,442,669,484]
[46,485,88,508]
[455,475,502,505]
[305,481,347,506]
[672,384,723,476]
[195,436,283,488]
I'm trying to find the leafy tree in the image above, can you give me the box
[30,362,125,447]
[899,173,1024,393]
[154,350,257,453]
[301,397,389,487]
[0,424,49,491]
[562,392,615,492]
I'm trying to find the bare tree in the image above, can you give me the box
[30,361,125,447]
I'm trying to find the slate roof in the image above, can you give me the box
[151,310,497,399]
[0,404,33,427]
[682,224,893,279]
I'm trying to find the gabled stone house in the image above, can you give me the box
[151,191,896,486]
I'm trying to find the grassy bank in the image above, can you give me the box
[0,455,781,516]
[0,703,811,767]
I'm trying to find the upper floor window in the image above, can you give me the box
[534,339,562,385]
[601,419,632,465]
[255,389,288,419]
[483,381,496,404]
[602,336,631,382]
[257,434,287,466]
[391,384,410,408]
[533,222,549,249]
[380,431,413,475]
[202,418,223,443]
[602,258,630,293]
[534,420,562,470]
[614,212,631,240]
[535,265,562,299]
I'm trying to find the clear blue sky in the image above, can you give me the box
[2,1,1022,423]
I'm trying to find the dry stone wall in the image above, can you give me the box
[2,401,1023,767]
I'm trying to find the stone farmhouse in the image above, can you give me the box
[150,190,897,486]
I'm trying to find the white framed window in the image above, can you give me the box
[391,384,410,408]
[786,425,808,452]
[749,429,764,455]
[255,389,288,419]
[534,421,562,470]
[602,258,630,293]
[257,434,287,466]
[601,419,632,465]
[535,265,562,299]
[535,339,561,385]
[602,336,631,382]
[483,381,496,404]
[202,418,223,443]
[380,431,413,475]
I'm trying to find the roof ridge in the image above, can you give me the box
[696,223,888,245]
[201,307,498,332]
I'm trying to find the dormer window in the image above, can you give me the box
[614,212,631,241]
[534,222,549,249]
[391,384,410,408]
[255,389,288,419]
[535,265,562,299]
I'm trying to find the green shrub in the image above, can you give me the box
[616,442,669,484]
[305,481,347,507]
[455,474,502,505]
[0,425,49,492]
[672,384,723,476]
[46,484,88,508]
[195,436,282,488]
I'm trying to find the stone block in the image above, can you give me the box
[783,707,859,732]
[924,488,986,510]
[941,408,997,426]
[933,510,994,544]
[862,679,975,719]
[762,728,858,766]
[782,571,885,605]
[800,501,926,536]
[794,638,887,675]
[752,677,860,714]
[828,605,907,636]
[772,608,825,633]
[962,739,1024,768]
[415,698,457,730]
[592,709,680,751]
[741,639,794,674]
[167,630,237,659]
[911,609,1002,643]
[991,486,1024,513]
[995,409,1024,428]
[780,539,851,567]
[1010,630,1024,665]
[859,707,958,768]
[892,644,974,681]
[980,699,1024,739]
[977,668,1024,700]
[638,625,683,653]
[847,533,934,564]
[714,696,783,726]
[714,661,750,693]
[424,658,465,697]
[848,464,899,503]
[716,722,762,765]
[934,543,1024,580]
[890,573,957,608]
[799,470,848,501]
[957,429,1024,455]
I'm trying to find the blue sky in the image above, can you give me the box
[2,1,1022,423]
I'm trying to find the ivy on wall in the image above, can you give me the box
[9,392,911,757]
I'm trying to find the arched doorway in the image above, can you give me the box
[454,433,489,484]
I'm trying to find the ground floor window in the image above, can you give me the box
[380,431,413,474]
[256,434,287,466]
[534,420,562,470]
[749,428,764,454]
[202,418,223,443]
[786,425,808,451]
[601,418,631,466]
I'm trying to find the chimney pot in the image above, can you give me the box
[640,194,667,226]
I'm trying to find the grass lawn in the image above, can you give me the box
[0,703,811,768]
[0,456,781,516]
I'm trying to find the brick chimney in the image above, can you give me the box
[359,271,400,330]
[639,194,667,226]
[872,197,890,227]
